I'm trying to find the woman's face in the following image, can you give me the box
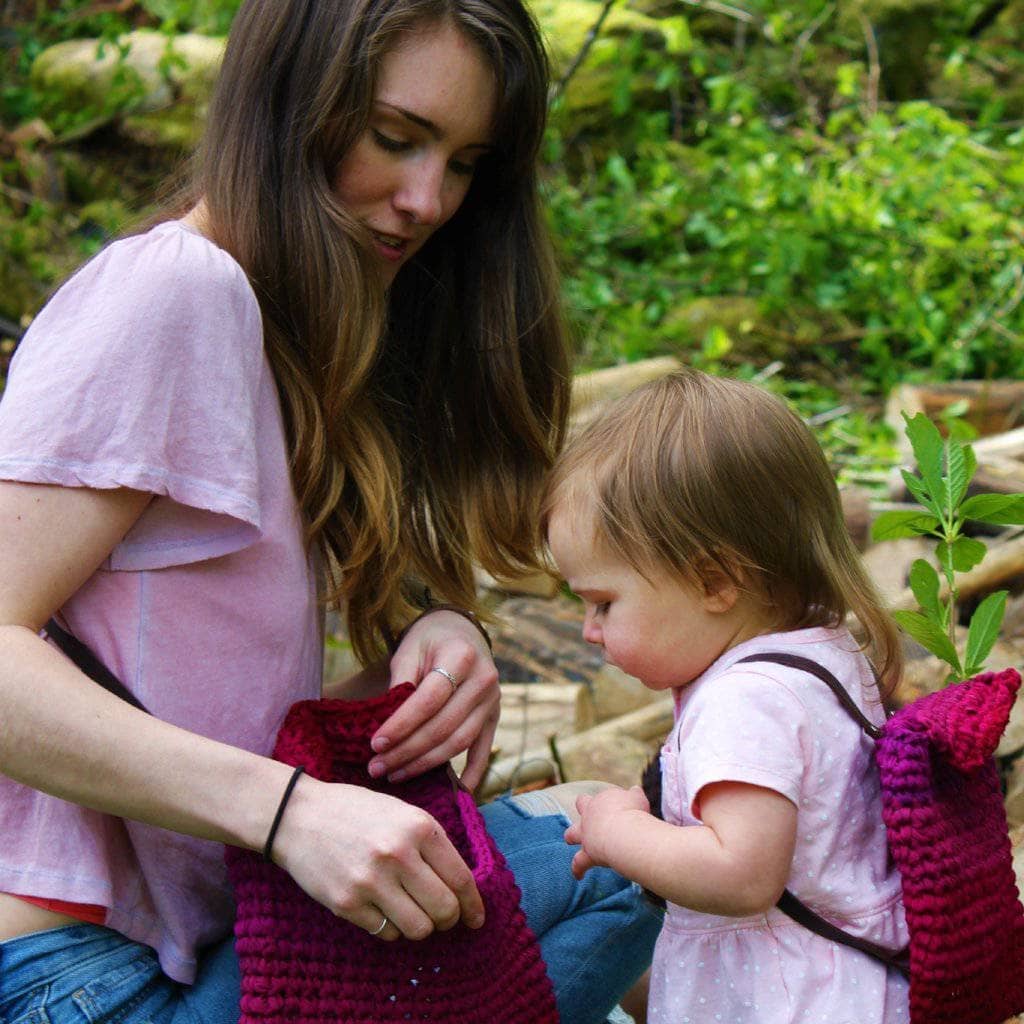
[333,21,498,286]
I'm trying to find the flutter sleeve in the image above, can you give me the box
[0,222,268,568]
[673,669,809,821]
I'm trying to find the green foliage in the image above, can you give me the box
[543,0,1024,394]
[546,98,1024,390]
[2,0,1023,447]
[871,413,1024,680]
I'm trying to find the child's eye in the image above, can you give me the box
[372,129,409,153]
[595,601,611,615]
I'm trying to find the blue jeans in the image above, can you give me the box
[0,797,661,1024]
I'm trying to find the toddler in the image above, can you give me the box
[544,369,910,1024]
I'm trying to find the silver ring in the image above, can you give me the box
[369,914,389,936]
[430,665,459,692]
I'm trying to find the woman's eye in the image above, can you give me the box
[372,129,409,153]
[449,157,477,177]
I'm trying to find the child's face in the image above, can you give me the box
[547,503,758,690]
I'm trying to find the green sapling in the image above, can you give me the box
[871,411,1024,682]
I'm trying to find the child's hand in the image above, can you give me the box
[564,785,650,878]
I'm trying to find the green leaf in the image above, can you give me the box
[661,15,693,55]
[960,493,1024,526]
[961,443,977,495]
[946,417,978,442]
[908,558,943,621]
[903,413,945,503]
[944,535,987,572]
[945,439,970,510]
[892,609,962,674]
[962,590,1007,678]
[901,471,940,516]
[870,510,941,541]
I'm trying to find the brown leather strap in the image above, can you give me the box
[44,618,150,714]
[736,651,882,739]
[777,890,910,977]
[736,652,909,974]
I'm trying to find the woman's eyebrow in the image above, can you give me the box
[376,101,493,150]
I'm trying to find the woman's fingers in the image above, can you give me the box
[367,821,484,939]
[275,781,484,940]
[459,706,500,791]
[373,663,472,755]
[367,608,501,783]
[370,685,498,781]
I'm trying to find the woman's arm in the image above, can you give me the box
[564,781,797,917]
[0,480,484,939]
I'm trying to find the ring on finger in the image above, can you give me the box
[369,914,389,936]
[430,665,459,693]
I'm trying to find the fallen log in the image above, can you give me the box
[478,692,673,799]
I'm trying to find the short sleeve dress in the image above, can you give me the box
[0,221,322,983]
[648,626,910,1024]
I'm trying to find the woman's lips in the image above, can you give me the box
[371,231,409,262]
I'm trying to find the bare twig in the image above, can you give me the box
[0,180,38,206]
[790,2,835,121]
[734,19,748,54]
[858,13,880,117]
[675,0,766,31]
[551,0,618,102]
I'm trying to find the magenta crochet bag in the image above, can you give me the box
[743,654,1024,1024]
[876,667,1024,1024]
[225,684,559,1024]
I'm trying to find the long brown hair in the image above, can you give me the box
[190,0,570,662]
[543,370,902,691]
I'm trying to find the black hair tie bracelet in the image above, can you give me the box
[262,765,306,863]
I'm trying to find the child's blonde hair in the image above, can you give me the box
[542,369,902,690]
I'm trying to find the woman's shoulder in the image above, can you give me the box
[83,220,256,308]
[6,220,266,415]
[20,220,263,368]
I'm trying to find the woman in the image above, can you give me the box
[0,0,659,1021]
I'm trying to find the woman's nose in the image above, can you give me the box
[394,159,445,226]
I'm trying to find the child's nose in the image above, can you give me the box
[582,610,602,646]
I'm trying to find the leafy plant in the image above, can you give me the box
[871,412,1024,681]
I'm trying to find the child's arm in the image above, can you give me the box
[564,781,797,917]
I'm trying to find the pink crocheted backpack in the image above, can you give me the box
[225,684,559,1024]
[741,653,1024,1024]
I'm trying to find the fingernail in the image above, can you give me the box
[468,913,484,929]
[367,760,386,779]
[371,736,390,753]
[388,769,408,783]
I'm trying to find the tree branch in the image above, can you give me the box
[552,0,619,102]
[858,13,881,117]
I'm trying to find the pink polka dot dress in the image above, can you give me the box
[648,627,910,1024]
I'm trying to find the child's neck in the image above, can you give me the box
[702,597,782,678]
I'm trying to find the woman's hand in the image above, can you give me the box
[564,785,651,879]
[368,610,500,791]
[273,771,485,941]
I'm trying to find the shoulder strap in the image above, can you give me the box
[777,890,910,977]
[44,618,150,714]
[735,650,882,739]
[735,651,908,974]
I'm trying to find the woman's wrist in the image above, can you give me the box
[391,603,492,654]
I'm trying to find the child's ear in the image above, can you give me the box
[697,561,740,613]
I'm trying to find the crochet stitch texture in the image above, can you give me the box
[226,684,559,1024]
[876,667,1024,1024]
